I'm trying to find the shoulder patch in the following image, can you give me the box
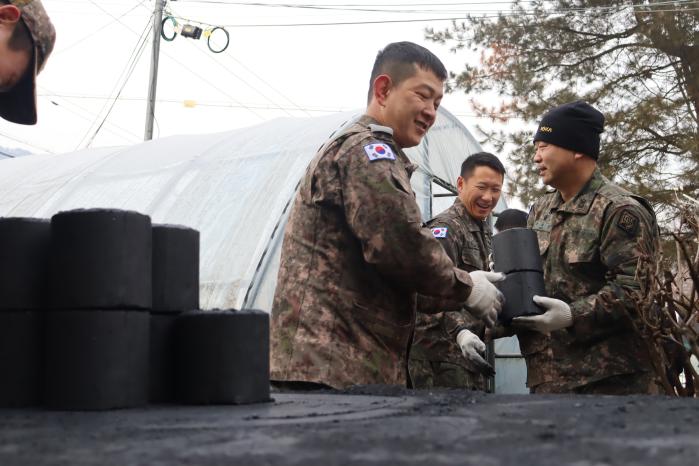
[431,227,448,238]
[616,209,640,236]
[363,142,396,162]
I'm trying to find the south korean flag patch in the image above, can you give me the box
[431,227,448,238]
[364,142,396,162]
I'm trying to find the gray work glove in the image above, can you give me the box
[465,271,505,328]
[456,329,495,377]
[511,295,573,334]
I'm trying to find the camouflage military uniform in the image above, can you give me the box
[522,168,660,394]
[271,115,475,389]
[410,199,491,390]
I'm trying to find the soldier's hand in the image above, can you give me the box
[465,271,505,328]
[456,329,495,377]
[511,295,573,334]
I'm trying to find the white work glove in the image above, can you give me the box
[456,329,495,377]
[511,295,573,334]
[465,271,505,328]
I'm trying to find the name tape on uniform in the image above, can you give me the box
[364,143,396,162]
[431,227,448,238]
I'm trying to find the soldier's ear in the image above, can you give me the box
[372,75,392,107]
[456,176,465,193]
[0,4,22,25]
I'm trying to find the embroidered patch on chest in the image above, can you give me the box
[617,209,640,236]
[363,143,396,161]
[431,227,448,238]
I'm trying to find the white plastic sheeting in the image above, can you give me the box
[0,107,493,311]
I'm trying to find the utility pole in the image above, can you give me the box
[144,0,166,141]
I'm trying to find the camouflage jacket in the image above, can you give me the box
[411,199,491,370]
[522,168,659,390]
[270,115,475,389]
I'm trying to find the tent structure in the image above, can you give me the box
[0,107,501,310]
[0,107,526,393]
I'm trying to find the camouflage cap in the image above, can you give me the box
[0,0,56,125]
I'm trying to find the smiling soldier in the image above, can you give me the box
[410,152,506,390]
[270,42,505,390]
[513,101,661,395]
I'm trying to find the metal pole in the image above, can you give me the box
[144,0,166,141]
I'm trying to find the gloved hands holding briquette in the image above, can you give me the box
[465,270,506,328]
[511,295,573,334]
[456,329,495,377]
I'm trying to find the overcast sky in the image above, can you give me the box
[1,0,525,205]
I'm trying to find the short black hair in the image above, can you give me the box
[367,41,447,104]
[460,152,506,180]
[495,209,528,231]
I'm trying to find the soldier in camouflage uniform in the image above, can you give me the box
[512,101,660,395]
[410,152,506,390]
[0,0,55,125]
[271,42,505,389]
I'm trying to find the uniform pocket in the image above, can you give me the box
[565,241,601,279]
[461,246,485,272]
[565,242,597,264]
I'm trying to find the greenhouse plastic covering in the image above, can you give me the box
[0,107,503,311]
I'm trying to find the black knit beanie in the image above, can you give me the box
[532,101,605,159]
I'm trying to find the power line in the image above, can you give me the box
[37,93,350,112]
[40,86,142,143]
[53,0,147,56]
[176,1,525,5]
[161,8,295,117]
[223,54,314,117]
[214,8,699,27]
[82,0,267,127]
[75,11,153,149]
[86,23,152,148]
[188,15,469,27]
[0,131,55,154]
[111,7,264,121]
[76,8,153,148]
[173,0,699,7]
[52,0,146,3]
[163,3,313,117]
[35,93,525,119]
[158,45,267,120]
[164,2,519,14]
[173,0,699,15]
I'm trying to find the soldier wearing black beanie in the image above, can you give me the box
[510,100,661,396]
[532,101,605,159]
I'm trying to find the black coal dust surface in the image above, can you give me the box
[1,386,698,466]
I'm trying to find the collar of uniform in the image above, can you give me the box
[452,198,486,232]
[358,114,379,129]
[555,168,604,214]
[359,114,419,175]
